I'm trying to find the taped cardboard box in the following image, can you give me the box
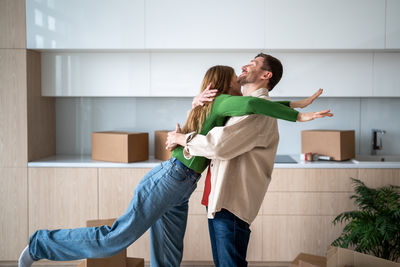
[327,246,400,267]
[77,218,145,267]
[154,130,172,161]
[291,253,327,267]
[78,218,126,267]
[92,131,148,163]
[301,130,355,161]
[126,257,145,267]
[78,257,143,267]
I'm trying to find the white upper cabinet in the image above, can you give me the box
[150,52,255,96]
[386,0,400,49]
[26,0,145,49]
[265,0,386,49]
[269,53,374,97]
[41,52,150,96]
[373,53,400,96]
[145,0,265,49]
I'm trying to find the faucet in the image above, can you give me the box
[371,129,386,155]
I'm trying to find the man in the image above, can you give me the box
[167,53,330,266]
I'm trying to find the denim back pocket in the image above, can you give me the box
[167,163,189,182]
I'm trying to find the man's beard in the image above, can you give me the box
[238,73,257,85]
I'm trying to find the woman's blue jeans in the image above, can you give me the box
[29,158,201,267]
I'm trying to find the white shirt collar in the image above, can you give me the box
[249,88,269,98]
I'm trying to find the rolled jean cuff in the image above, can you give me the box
[29,231,42,261]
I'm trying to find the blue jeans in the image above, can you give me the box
[208,209,251,267]
[29,158,201,267]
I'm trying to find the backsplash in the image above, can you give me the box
[55,97,400,156]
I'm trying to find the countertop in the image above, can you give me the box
[27,155,400,169]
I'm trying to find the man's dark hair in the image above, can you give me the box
[255,53,283,91]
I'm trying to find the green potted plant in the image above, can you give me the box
[331,177,400,262]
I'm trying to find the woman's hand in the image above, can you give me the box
[290,88,323,109]
[297,109,333,122]
[166,123,187,150]
[192,82,218,109]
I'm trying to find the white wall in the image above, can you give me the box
[55,96,400,157]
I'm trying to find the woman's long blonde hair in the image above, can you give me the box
[181,65,234,134]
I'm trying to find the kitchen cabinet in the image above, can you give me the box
[40,51,395,97]
[261,168,400,262]
[386,0,400,49]
[182,215,213,261]
[0,168,28,260]
[41,52,150,97]
[267,169,359,192]
[265,0,385,49]
[149,52,254,96]
[145,0,264,49]
[98,168,151,259]
[270,53,374,97]
[262,192,356,215]
[28,168,98,235]
[26,0,145,49]
[0,0,26,49]
[0,49,28,167]
[262,215,343,261]
[27,50,56,161]
[358,168,400,187]
[17,166,400,263]
[373,53,400,97]
[261,169,356,261]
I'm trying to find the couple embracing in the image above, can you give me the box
[20,53,332,267]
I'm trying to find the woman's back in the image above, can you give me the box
[171,94,298,173]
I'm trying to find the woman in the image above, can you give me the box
[20,65,331,267]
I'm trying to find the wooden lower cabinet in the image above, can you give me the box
[268,168,359,192]
[98,168,151,260]
[20,167,399,263]
[261,169,356,262]
[359,168,400,187]
[0,167,28,260]
[261,215,344,262]
[28,168,98,235]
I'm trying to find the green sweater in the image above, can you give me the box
[171,94,299,173]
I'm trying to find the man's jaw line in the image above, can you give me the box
[238,70,268,95]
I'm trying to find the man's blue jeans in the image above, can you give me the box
[29,158,201,267]
[208,209,251,267]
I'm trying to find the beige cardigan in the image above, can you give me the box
[183,88,279,224]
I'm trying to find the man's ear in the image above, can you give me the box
[261,71,273,80]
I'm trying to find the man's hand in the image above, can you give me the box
[290,88,323,109]
[192,82,218,109]
[166,123,187,150]
[297,109,333,122]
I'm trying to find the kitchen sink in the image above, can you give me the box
[352,155,400,163]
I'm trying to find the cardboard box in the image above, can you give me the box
[291,253,327,267]
[92,131,148,163]
[327,246,400,267]
[154,130,173,161]
[78,258,144,267]
[78,219,145,267]
[301,130,355,161]
[78,218,126,267]
[126,257,145,267]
